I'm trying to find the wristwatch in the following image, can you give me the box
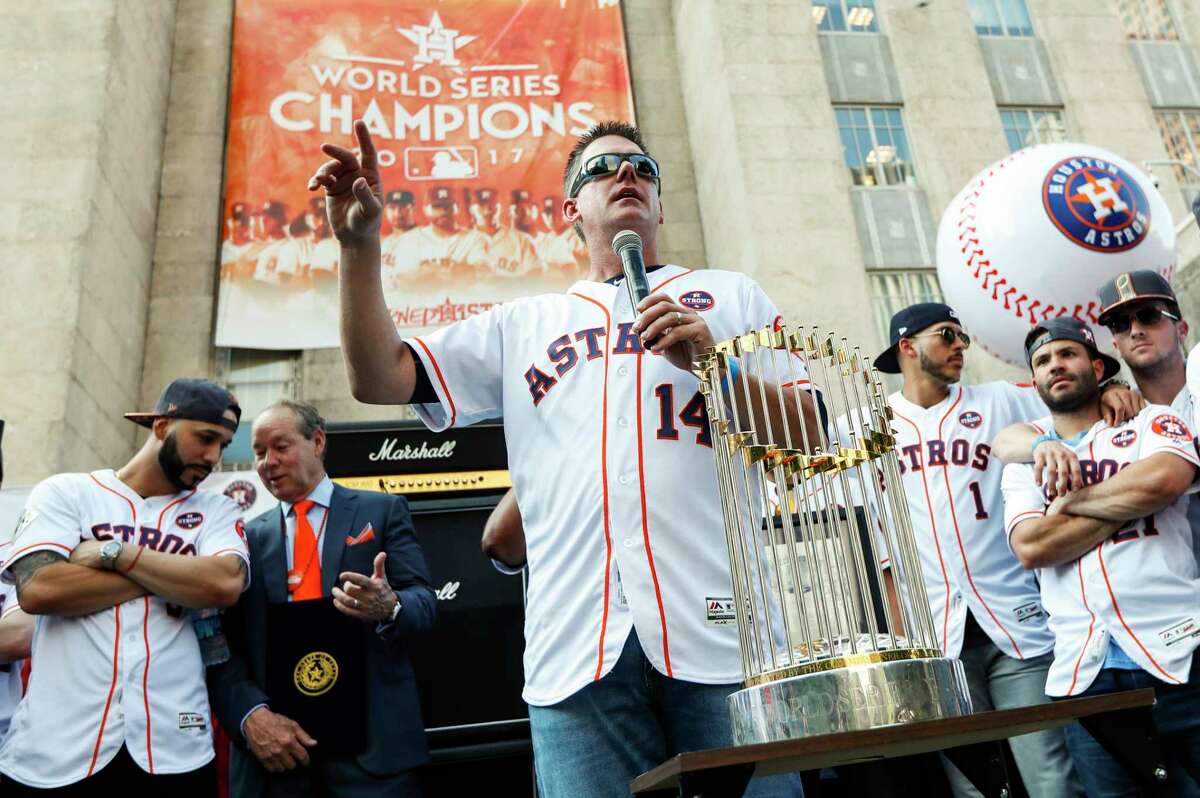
[99,540,124,571]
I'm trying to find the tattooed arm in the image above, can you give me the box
[14,551,147,617]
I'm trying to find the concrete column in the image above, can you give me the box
[670,0,873,337]
[0,1,176,486]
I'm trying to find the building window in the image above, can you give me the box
[969,0,1034,37]
[869,270,943,347]
[999,107,1067,152]
[215,348,299,467]
[1116,0,1180,41]
[836,107,916,187]
[812,0,878,33]
[1155,109,1200,184]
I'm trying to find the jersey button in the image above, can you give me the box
[618,475,630,485]
[618,366,629,376]
[623,538,635,548]
[618,418,628,428]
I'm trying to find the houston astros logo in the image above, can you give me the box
[294,651,339,696]
[223,480,257,512]
[958,411,982,429]
[1112,429,1137,448]
[1151,414,1192,442]
[1042,156,1149,253]
[679,290,715,312]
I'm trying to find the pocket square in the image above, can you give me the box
[345,523,376,546]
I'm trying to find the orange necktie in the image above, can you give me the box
[289,499,322,600]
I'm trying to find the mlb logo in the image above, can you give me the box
[958,411,983,429]
[679,290,715,312]
[1112,429,1137,448]
[403,146,479,181]
[176,511,205,530]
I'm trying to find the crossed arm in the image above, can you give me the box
[14,545,245,616]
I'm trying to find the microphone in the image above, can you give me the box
[612,229,659,347]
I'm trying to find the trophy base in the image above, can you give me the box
[728,656,972,744]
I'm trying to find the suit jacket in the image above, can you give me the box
[208,483,436,789]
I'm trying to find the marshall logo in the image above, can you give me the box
[436,581,460,601]
[369,438,457,462]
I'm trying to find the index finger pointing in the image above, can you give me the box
[355,119,377,170]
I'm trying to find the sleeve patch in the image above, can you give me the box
[1151,413,1192,442]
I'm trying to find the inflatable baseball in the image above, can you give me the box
[936,143,1176,365]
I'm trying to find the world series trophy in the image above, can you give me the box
[695,325,972,745]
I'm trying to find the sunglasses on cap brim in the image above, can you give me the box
[569,153,662,198]
[1104,305,1180,334]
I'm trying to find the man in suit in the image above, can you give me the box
[208,400,436,797]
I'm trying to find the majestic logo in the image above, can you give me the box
[1112,428,1138,448]
[396,11,477,73]
[679,290,715,312]
[369,438,457,462]
[176,512,204,530]
[1042,156,1150,253]
[1151,414,1192,442]
[294,651,339,696]
[223,480,258,512]
[958,411,983,429]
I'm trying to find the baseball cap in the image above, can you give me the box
[386,190,415,207]
[231,202,248,223]
[873,303,961,374]
[262,201,286,221]
[1023,317,1121,382]
[1096,270,1178,325]
[427,186,455,207]
[511,189,532,204]
[125,378,241,432]
[473,188,497,204]
[308,196,326,213]
[543,196,558,213]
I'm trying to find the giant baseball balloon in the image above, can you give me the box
[936,143,1176,365]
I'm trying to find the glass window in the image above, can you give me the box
[968,0,1034,37]
[1154,109,1200,184]
[869,270,943,370]
[998,107,1067,152]
[1115,0,1179,41]
[813,0,878,33]
[835,106,917,187]
[215,348,299,467]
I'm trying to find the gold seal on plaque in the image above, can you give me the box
[294,651,338,696]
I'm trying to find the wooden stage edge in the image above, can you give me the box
[632,688,1155,793]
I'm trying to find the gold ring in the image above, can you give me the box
[675,311,683,325]
[353,598,359,608]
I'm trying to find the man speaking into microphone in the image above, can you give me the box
[311,119,818,797]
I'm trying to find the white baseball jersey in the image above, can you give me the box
[0,470,250,788]
[482,228,541,277]
[309,235,339,274]
[887,382,1055,659]
[384,226,491,279]
[407,265,809,705]
[1002,405,1200,696]
[0,583,24,746]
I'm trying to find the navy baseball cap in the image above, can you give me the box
[474,188,497,204]
[1023,317,1121,382]
[873,303,962,374]
[427,186,455,207]
[1096,270,1178,325]
[386,190,415,207]
[125,378,241,432]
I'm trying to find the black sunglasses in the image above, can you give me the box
[569,152,662,198]
[1105,305,1180,334]
[910,327,971,348]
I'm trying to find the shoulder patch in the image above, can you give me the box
[1151,413,1191,442]
[678,290,715,312]
[958,411,983,429]
[223,480,258,512]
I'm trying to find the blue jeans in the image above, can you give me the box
[1058,653,1200,798]
[527,632,803,798]
[942,634,1084,798]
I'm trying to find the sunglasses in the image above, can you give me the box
[569,153,662,198]
[910,327,971,348]
[1105,305,1180,334]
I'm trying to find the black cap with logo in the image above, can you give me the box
[427,186,455,207]
[1096,270,1178,326]
[1023,317,1122,382]
[386,190,415,207]
[125,378,241,432]
[873,302,961,374]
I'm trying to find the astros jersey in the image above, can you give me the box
[407,265,810,705]
[1002,405,1200,696]
[0,470,250,788]
[482,228,541,277]
[888,382,1055,659]
[0,583,23,745]
[385,226,490,279]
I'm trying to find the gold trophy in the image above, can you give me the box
[696,325,971,744]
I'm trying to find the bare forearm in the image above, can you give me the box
[883,569,906,638]
[121,549,244,609]
[1011,514,1123,569]
[0,611,33,662]
[992,423,1038,463]
[18,562,147,616]
[482,490,526,568]
[734,377,822,452]
[338,239,416,404]
[1058,456,1194,521]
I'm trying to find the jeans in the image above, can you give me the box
[942,628,1084,798]
[1058,652,1200,798]
[527,631,803,798]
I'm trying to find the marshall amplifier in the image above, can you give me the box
[324,422,534,794]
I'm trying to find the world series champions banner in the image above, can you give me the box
[214,0,635,350]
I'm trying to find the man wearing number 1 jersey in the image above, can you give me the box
[874,303,1087,798]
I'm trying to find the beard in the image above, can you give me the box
[1039,368,1100,413]
[919,348,961,386]
[158,431,198,490]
